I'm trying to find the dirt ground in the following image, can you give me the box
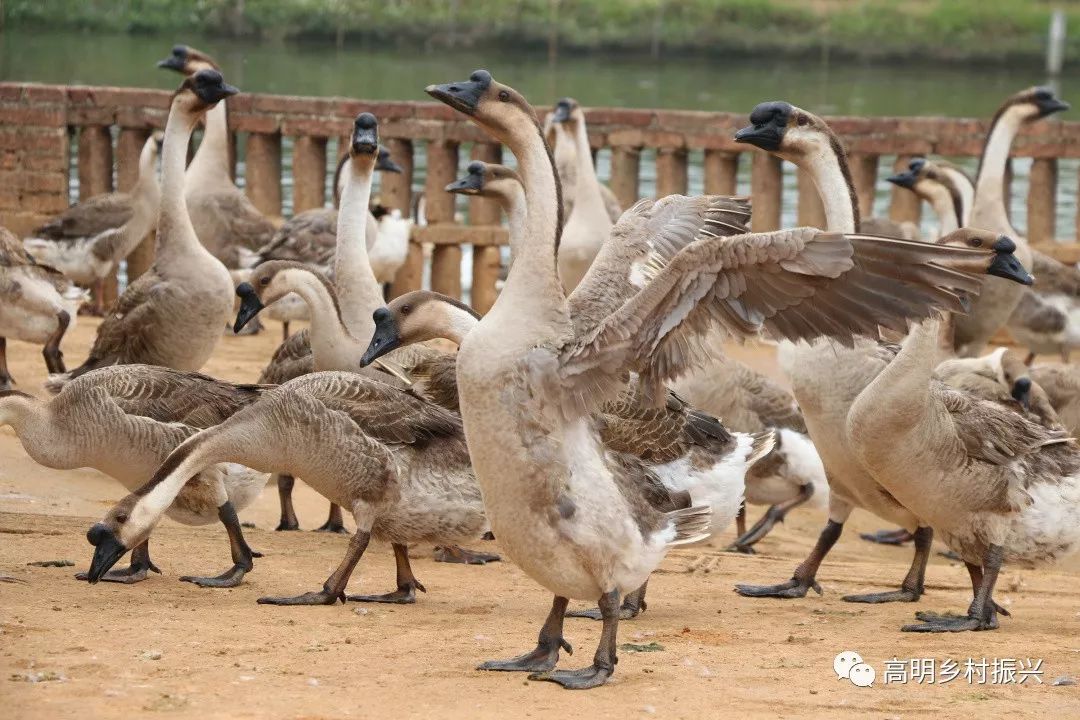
[1,318,1078,719]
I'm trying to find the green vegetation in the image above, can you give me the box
[3,0,1075,65]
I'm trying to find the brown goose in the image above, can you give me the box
[0,227,86,388]
[157,45,276,269]
[24,132,163,315]
[46,70,238,392]
[3,365,267,586]
[426,69,1024,688]
[543,98,622,223]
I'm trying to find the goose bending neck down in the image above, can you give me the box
[887,157,968,237]
[426,70,1032,688]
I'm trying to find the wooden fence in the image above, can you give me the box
[3,81,1080,313]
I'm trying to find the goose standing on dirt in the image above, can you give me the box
[426,70,1025,688]
[48,71,238,391]
[24,133,163,315]
[157,45,276,269]
[544,98,622,223]
[440,160,823,555]
[0,227,86,389]
[3,365,267,585]
[955,86,1069,356]
[86,370,488,607]
[549,98,616,292]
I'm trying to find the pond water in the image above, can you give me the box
[3,30,1076,242]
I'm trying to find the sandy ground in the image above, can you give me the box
[1,318,1078,719]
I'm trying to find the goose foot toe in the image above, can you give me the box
[179,564,248,588]
[842,588,921,604]
[346,580,425,604]
[274,521,300,532]
[257,589,344,606]
[734,577,820,599]
[902,613,997,633]
[477,638,571,673]
[724,544,757,555]
[314,520,349,534]
[74,566,152,584]
[858,528,914,545]
[528,663,613,690]
[433,545,501,564]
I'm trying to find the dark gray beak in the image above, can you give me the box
[157,46,187,72]
[360,307,400,366]
[1037,96,1070,117]
[446,169,485,195]
[426,70,492,115]
[552,100,572,123]
[988,236,1034,286]
[734,123,783,152]
[85,523,128,584]
[1011,377,1032,411]
[192,69,238,104]
[352,112,379,155]
[887,169,918,189]
[376,149,402,173]
[233,282,265,333]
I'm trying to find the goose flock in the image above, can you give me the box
[3,46,1080,690]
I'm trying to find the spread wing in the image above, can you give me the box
[568,195,751,337]
[560,216,994,411]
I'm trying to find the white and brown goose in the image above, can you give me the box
[3,365,267,586]
[24,132,163,315]
[47,70,238,391]
[543,97,622,224]
[157,45,276,269]
[0,227,86,388]
[425,70,1026,688]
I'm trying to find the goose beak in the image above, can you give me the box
[886,169,918,189]
[988,236,1034,286]
[426,70,492,116]
[376,152,403,174]
[1037,97,1070,117]
[734,123,783,152]
[1011,377,1033,411]
[445,173,483,195]
[552,100,572,123]
[233,282,265,333]
[157,56,185,71]
[360,307,401,366]
[85,523,128,584]
[352,113,379,155]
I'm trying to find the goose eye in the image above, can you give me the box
[971,237,983,247]
[401,305,411,315]
[115,513,128,524]
[796,115,809,126]
[498,90,510,102]
[260,276,271,286]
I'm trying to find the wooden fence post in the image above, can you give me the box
[245,132,283,217]
[750,151,782,232]
[849,153,879,220]
[704,150,738,195]
[655,147,688,198]
[610,146,640,210]
[292,135,327,213]
[1028,158,1056,245]
[469,142,502,314]
[79,125,117,305]
[116,128,155,283]
[385,138,420,299]
[427,140,462,299]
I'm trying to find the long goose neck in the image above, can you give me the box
[860,317,940,430]
[134,141,161,204]
[156,104,208,263]
[436,302,481,345]
[185,101,232,189]
[801,139,858,233]
[495,184,529,262]
[941,167,974,226]
[972,105,1026,233]
[498,120,568,318]
[924,183,961,235]
[335,159,383,339]
[570,118,604,205]
[286,273,360,370]
[0,393,44,438]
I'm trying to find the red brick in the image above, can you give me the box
[22,153,69,172]
[280,117,345,137]
[19,191,69,213]
[0,84,24,101]
[22,84,67,103]
[0,170,67,194]
[230,113,280,134]
[67,107,117,125]
[0,104,66,127]
[0,127,66,152]
[115,107,168,129]
[0,210,54,236]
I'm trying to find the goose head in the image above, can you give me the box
[172,69,238,116]
[550,97,582,126]
[361,290,480,366]
[347,112,380,174]
[426,70,538,144]
[1003,86,1070,122]
[84,494,144,583]
[234,261,339,333]
[157,44,220,75]
[888,157,964,225]
[935,228,1034,286]
[445,160,524,200]
[735,101,840,165]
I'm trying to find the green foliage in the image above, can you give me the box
[3,0,1077,63]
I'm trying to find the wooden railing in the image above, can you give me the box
[4,81,1080,313]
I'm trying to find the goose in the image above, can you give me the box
[2,365,267,585]
[24,132,163,315]
[543,98,622,223]
[845,275,1080,632]
[46,70,238,392]
[426,70,1025,687]
[441,159,824,554]
[934,347,1062,430]
[728,101,1023,598]
[891,156,1080,363]
[0,227,86,388]
[246,148,404,341]
[84,370,487,606]
[954,86,1069,357]
[549,98,615,292]
[157,45,276,269]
